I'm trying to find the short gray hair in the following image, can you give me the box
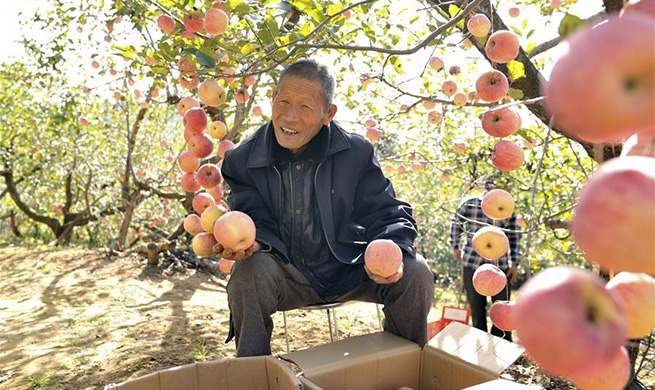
[277,59,335,106]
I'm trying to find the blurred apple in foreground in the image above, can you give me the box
[365,239,403,278]
[472,264,507,296]
[571,156,655,275]
[620,0,655,18]
[605,272,655,339]
[570,347,631,390]
[513,267,626,378]
[213,211,256,252]
[472,226,509,260]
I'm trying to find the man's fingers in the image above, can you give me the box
[234,250,246,260]
[212,243,224,255]
[223,248,234,258]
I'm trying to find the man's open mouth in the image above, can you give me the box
[281,126,299,135]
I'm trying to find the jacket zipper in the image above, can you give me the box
[315,161,337,260]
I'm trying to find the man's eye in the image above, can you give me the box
[302,105,312,110]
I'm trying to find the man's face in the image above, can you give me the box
[272,75,337,155]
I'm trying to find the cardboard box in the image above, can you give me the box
[427,306,471,340]
[281,322,538,390]
[111,356,303,390]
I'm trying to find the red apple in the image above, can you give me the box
[481,107,521,137]
[476,70,509,103]
[197,164,222,189]
[427,111,442,125]
[213,211,257,251]
[440,172,450,182]
[235,88,250,104]
[201,203,229,233]
[79,117,89,127]
[467,14,491,37]
[192,232,217,257]
[570,347,631,390]
[211,2,232,18]
[508,7,520,18]
[91,60,100,69]
[492,140,524,171]
[422,99,437,110]
[365,239,403,278]
[198,79,227,107]
[179,73,199,90]
[183,12,204,33]
[183,214,204,236]
[184,107,208,134]
[187,134,214,159]
[481,189,515,220]
[177,56,197,73]
[544,16,654,143]
[472,227,509,260]
[252,105,262,116]
[448,65,461,76]
[204,8,228,36]
[490,300,515,331]
[219,258,235,273]
[366,128,380,142]
[364,118,377,128]
[472,264,507,296]
[485,30,520,63]
[208,121,228,140]
[620,0,655,18]
[244,75,256,86]
[429,57,444,71]
[177,96,200,116]
[192,193,215,215]
[180,172,201,192]
[218,139,235,158]
[571,156,655,275]
[453,141,467,154]
[157,15,175,34]
[453,92,467,106]
[605,272,655,339]
[512,267,626,378]
[178,151,200,173]
[442,80,457,97]
[207,185,224,201]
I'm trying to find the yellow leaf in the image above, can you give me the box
[507,60,525,82]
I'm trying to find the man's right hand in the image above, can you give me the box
[213,241,262,261]
[453,249,462,261]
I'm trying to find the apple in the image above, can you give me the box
[109,68,117,76]
[211,1,232,18]
[366,128,380,142]
[79,117,89,127]
[472,227,509,260]
[449,65,461,76]
[492,140,524,171]
[181,30,197,40]
[570,347,631,390]
[179,73,199,90]
[383,164,394,174]
[113,92,122,100]
[192,193,215,215]
[463,38,473,50]
[475,71,509,103]
[467,91,478,103]
[204,8,228,36]
[157,15,175,34]
[429,57,444,71]
[523,137,537,149]
[77,26,83,33]
[512,266,626,378]
[544,16,654,143]
[207,184,224,201]
[411,162,422,172]
[180,172,201,192]
[571,156,655,274]
[208,121,228,140]
[621,0,655,18]
[399,104,409,114]
[201,203,229,233]
[187,134,214,159]
[620,131,655,157]
[244,75,256,86]
[91,60,100,69]
[481,107,521,137]
[472,264,507,296]
[342,9,352,20]
[221,66,236,83]
[605,272,655,339]
[485,30,520,63]
[453,142,467,154]
[427,111,442,125]
[481,189,515,220]
[252,105,262,116]
[183,127,195,142]
[183,214,204,236]
[218,139,235,158]
[467,14,491,37]
[508,7,520,18]
[177,56,197,73]
[198,79,227,107]
[184,107,208,134]
[397,165,407,174]
[440,172,450,182]
[490,300,515,331]
[218,258,235,273]
[422,99,437,110]
[178,151,200,173]
[183,12,204,33]
[441,80,457,97]
[192,232,217,257]
[197,164,222,189]
[235,88,250,104]
[364,239,403,278]
[213,211,257,251]
[550,0,562,9]
[104,35,112,43]
[176,97,199,117]
[360,73,373,86]
[364,118,377,128]
[453,92,467,106]
[516,217,528,228]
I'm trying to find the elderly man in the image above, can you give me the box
[218,59,435,357]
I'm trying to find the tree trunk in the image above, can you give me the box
[9,210,21,237]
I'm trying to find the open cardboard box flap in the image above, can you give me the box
[281,322,530,390]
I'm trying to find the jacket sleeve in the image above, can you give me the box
[352,144,417,257]
[221,149,288,259]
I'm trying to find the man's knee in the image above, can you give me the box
[227,251,283,296]
[400,255,436,292]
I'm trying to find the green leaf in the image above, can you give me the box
[558,13,586,39]
[194,50,216,68]
[409,15,420,24]
[227,0,252,13]
[507,60,525,82]
[390,56,403,74]
[526,42,536,54]
[508,88,524,101]
[265,1,293,11]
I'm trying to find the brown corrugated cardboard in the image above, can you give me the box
[282,322,534,390]
[112,356,303,390]
[462,379,541,389]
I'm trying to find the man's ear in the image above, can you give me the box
[323,104,338,125]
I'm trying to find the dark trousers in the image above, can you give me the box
[227,251,435,357]
[462,266,512,341]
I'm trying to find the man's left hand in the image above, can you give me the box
[365,263,404,284]
[507,266,518,284]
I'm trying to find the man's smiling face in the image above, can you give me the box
[272,75,337,155]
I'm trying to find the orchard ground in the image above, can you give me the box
[0,246,653,390]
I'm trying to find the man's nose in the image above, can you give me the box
[282,105,301,121]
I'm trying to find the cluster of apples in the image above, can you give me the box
[486,3,655,390]
[157,2,230,38]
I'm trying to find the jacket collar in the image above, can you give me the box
[246,121,351,168]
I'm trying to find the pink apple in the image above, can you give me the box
[183,127,195,142]
[453,92,467,106]
[219,258,235,273]
[79,116,89,127]
[508,7,520,18]
[252,105,262,116]
[244,75,256,86]
[157,15,175,34]
[192,232,217,257]
[453,142,467,154]
[490,300,515,331]
[472,226,509,260]
[620,131,655,157]
[523,138,537,149]
[605,272,655,339]
[427,111,442,125]
[197,164,222,189]
[179,73,199,90]
[207,185,224,202]
[208,121,228,140]
[218,139,235,158]
[422,99,437,110]
[235,88,250,104]
[440,172,450,182]
[198,79,227,107]
[366,128,380,142]
[184,107,208,134]
[183,12,204,33]
[516,217,528,228]
[397,165,407,174]
[180,172,201,192]
[183,214,204,236]
[620,0,655,18]
[91,60,100,69]
[472,264,507,296]
[485,30,520,64]
[204,8,228,36]
[571,156,655,275]
[201,203,229,233]
[481,107,521,137]
[429,57,444,71]
[448,66,461,76]
[192,193,215,215]
[475,70,509,103]
[467,14,491,37]
[213,211,257,251]
[492,140,524,171]
[550,0,562,9]
[570,347,631,390]
[178,151,200,173]
[188,134,214,159]
[441,80,457,97]
[211,2,232,18]
[544,16,654,143]
[177,56,197,73]
[512,267,626,378]
[481,189,515,220]
[364,239,403,278]
[364,118,377,128]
